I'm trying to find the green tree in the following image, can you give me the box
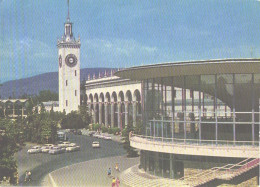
[78,105,91,128]
[37,90,58,103]
[134,119,144,135]
[60,111,84,130]
[122,118,138,157]
[0,119,20,184]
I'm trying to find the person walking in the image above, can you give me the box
[24,171,29,183]
[107,168,112,177]
[116,177,120,187]
[115,163,120,172]
[27,171,32,182]
[112,177,116,187]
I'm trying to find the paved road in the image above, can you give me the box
[14,133,126,186]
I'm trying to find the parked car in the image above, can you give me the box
[92,141,100,148]
[27,146,42,154]
[103,135,112,140]
[49,146,66,154]
[41,144,54,153]
[58,141,75,147]
[66,145,76,152]
[66,145,80,152]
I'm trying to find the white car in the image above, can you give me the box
[92,133,100,138]
[66,145,80,152]
[49,146,66,154]
[58,141,75,147]
[103,136,112,140]
[41,144,54,153]
[27,146,42,154]
[92,141,100,148]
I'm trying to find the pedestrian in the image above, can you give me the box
[107,168,111,177]
[116,177,120,187]
[24,171,28,183]
[28,171,32,182]
[112,177,116,187]
[115,163,120,172]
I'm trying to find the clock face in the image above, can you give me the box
[65,54,77,67]
[59,55,62,68]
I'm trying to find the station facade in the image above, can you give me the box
[115,58,260,182]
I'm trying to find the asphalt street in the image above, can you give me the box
[14,133,126,186]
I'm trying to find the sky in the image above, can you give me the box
[0,0,260,82]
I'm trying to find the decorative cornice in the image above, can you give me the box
[57,42,81,48]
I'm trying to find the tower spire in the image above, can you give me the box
[67,0,70,21]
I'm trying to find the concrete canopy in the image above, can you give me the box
[115,59,260,80]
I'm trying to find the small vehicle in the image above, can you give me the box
[103,135,112,140]
[49,146,65,154]
[66,145,76,152]
[58,141,75,147]
[92,141,100,148]
[27,146,42,154]
[66,145,80,152]
[41,144,54,153]
[57,131,68,141]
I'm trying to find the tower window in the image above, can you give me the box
[75,70,77,76]
[75,90,77,96]
[66,80,68,86]
[66,100,68,107]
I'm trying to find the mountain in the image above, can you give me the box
[0,68,116,99]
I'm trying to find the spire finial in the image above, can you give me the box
[67,0,70,20]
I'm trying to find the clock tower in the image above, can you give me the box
[57,0,80,113]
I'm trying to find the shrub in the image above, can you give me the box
[93,124,101,131]
[113,127,121,135]
[108,127,121,135]
[108,128,113,134]
[101,126,108,133]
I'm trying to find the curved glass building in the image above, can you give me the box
[116,59,259,184]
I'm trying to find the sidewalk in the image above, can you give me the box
[41,155,139,187]
[42,155,190,187]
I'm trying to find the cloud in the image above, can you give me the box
[82,38,162,67]
[86,38,157,57]
[0,38,56,82]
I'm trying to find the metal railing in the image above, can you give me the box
[130,134,259,147]
[179,156,260,186]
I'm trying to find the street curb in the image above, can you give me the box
[48,173,58,187]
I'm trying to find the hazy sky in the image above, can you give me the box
[0,0,259,82]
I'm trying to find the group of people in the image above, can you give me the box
[107,163,120,187]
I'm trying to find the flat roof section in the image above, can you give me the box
[115,58,260,80]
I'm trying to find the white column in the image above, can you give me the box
[13,103,15,117]
[22,107,24,119]
[105,103,108,127]
[118,103,121,129]
[99,103,102,124]
[133,102,137,127]
[93,104,97,124]
[88,103,91,115]
[111,103,115,127]
[125,102,128,128]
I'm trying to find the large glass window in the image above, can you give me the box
[142,73,259,144]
